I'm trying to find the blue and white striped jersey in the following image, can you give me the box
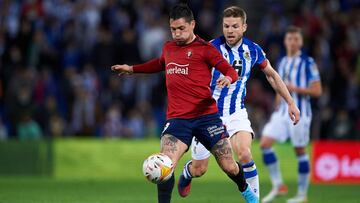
[277,52,320,118]
[210,36,267,117]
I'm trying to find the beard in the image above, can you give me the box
[226,35,242,46]
[175,40,186,45]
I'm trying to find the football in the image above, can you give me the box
[142,153,174,184]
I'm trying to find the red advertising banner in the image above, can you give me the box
[312,141,360,184]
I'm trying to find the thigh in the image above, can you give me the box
[192,113,228,151]
[161,134,188,167]
[230,131,253,154]
[211,138,236,170]
[290,117,311,147]
[191,137,211,160]
[225,109,254,138]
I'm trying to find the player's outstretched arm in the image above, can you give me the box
[262,61,300,125]
[111,57,165,76]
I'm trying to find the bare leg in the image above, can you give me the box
[158,134,188,203]
[160,134,188,166]
[177,142,209,198]
[211,138,247,191]
[188,158,209,177]
[231,131,259,197]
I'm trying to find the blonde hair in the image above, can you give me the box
[223,6,247,23]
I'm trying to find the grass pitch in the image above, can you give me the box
[0,139,358,203]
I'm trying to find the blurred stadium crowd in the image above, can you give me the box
[0,0,358,140]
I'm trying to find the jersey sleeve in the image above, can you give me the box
[205,44,238,83]
[133,48,165,73]
[307,57,321,82]
[254,43,268,69]
[276,58,285,80]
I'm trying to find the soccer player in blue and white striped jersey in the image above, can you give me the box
[178,6,300,201]
[260,26,322,203]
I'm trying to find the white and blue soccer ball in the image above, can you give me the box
[142,153,174,184]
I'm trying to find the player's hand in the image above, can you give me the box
[216,76,231,88]
[288,102,300,125]
[111,64,133,76]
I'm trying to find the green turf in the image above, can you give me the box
[0,139,358,203]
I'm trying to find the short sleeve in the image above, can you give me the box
[276,58,285,79]
[307,57,320,82]
[255,43,267,64]
[254,43,267,69]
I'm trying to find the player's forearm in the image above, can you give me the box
[133,58,164,73]
[274,94,281,109]
[293,85,322,97]
[215,61,238,84]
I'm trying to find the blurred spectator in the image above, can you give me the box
[36,95,62,136]
[195,0,217,40]
[117,28,141,64]
[0,0,358,141]
[5,68,36,135]
[259,5,288,53]
[17,113,43,140]
[332,110,353,139]
[91,26,117,82]
[0,118,8,140]
[103,103,123,138]
[246,79,274,134]
[48,113,66,137]
[123,108,145,139]
[70,64,99,135]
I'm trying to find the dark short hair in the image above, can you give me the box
[169,3,194,22]
[223,6,247,23]
[285,26,303,35]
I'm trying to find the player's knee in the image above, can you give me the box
[260,136,272,149]
[237,147,252,164]
[294,147,306,156]
[191,164,208,177]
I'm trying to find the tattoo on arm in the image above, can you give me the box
[211,139,233,162]
[161,134,179,155]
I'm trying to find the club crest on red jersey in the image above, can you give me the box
[187,50,192,58]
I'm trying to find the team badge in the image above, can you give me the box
[224,53,228,58]
[244,51,250,60]
[187,50,192,58]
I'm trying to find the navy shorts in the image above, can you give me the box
[161,113,229,151]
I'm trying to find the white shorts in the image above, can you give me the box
[191,108,254,160]
[262,111,311,147]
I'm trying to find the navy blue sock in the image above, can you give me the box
[157,173,174,203]
[227,162,248,192]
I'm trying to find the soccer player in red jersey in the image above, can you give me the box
[111,3,258,203]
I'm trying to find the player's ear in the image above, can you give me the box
[299,34,304,47]
[243,23,248,33]
[190,20,195,29]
